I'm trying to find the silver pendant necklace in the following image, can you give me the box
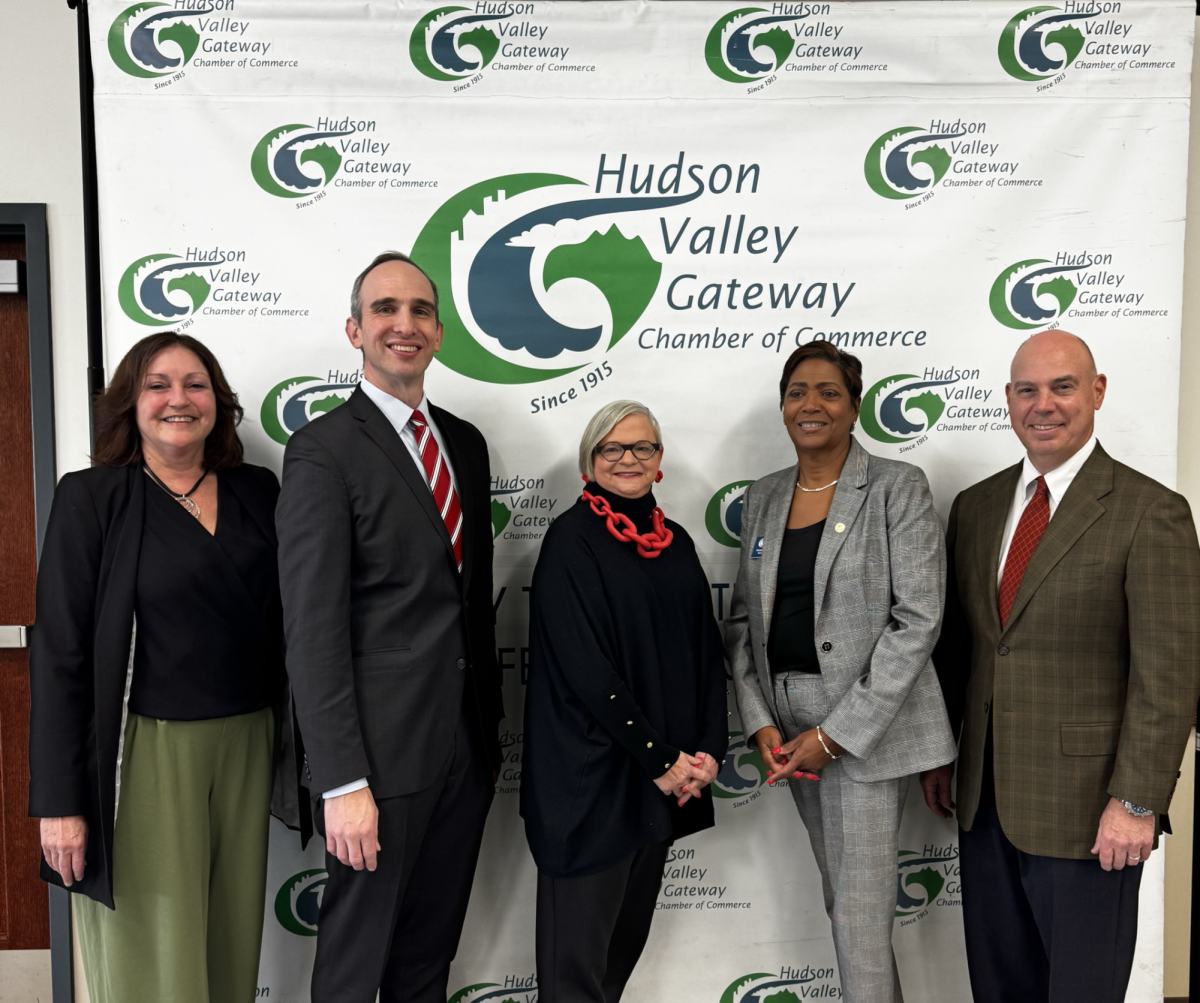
[144,465,208,520]
[796,478,838,493]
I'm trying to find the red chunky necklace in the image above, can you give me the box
[581,480,674,559]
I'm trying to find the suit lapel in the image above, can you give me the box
[348,389,456,563]
[1000,445,1113,635]
[812,437,869,620]
[975,464,1021,633]
[430,403,476,592]
[757,469,795,643]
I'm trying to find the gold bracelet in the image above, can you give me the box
[816,726,840,759]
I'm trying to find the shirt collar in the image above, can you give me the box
[1018,435,1097,505]
[358,378,428,432]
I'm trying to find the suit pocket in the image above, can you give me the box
[1060,722,1121,756]
[353,649,413,673]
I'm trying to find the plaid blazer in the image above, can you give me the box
[936,443,1200,858]
[726,437,956,782]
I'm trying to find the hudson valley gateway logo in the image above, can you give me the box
[989,251,1157,329]
[251,118,410,203]
[119,253,210,326]
[260,372,359,444]
[705,480,754,548]
[864,119,1029,202]
[409,162,722,386]
[860,369,1007,447]
[998,3,1152,85]
[718,966,841,1003]
[896,844,960,924]
[447,978,537,1003]
[274,868,326,936]
[410,4,572,83]
[705,5,845,83]
[109,1,276,82]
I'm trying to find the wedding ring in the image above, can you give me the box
[1129,855,1141,862]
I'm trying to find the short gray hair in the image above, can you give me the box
[578,400,663,480]
[350,251,439,324]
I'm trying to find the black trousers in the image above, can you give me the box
[536,841,670,1003]
[310,716,494,1003]
[960,733,1142,1003]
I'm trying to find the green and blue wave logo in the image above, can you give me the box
[274,868,326,936]
[864,125,966,200]
[251,123,351,198]
[998,5,1094,82]
[260,376,356,444]
[108,2,210,78]
[713,731,768,799]
[410,5,508,81]
[990,258,1083,329]
[719,966,839,1003]
[705,481,754,548]
[412,172,700,384]
[859,374,951,444]
[896,845,958,917]
[448,980,536,1003]
[118,254,210,326]
[704,7,819,82]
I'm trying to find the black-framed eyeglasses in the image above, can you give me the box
[594,440,662,462]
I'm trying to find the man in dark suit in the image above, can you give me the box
[277,251,503,1003]
[920,330,1200,1003]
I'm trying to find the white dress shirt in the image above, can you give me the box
[996,435,1097,587]
[322,378,459,801]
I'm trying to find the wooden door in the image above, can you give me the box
[0,234,49,950]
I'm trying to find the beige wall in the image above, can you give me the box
[2,4,1199,1001]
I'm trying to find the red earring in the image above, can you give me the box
[655,471,663,483]
[581,475,589,484]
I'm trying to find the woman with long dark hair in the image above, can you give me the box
[30,332,290,1003]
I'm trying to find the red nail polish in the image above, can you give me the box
[772,747,782,754]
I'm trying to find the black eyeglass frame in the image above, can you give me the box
[593,440,663,462]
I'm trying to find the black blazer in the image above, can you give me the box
[28,462,287,907]
[276,388,502,801]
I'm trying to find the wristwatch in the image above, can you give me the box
[1119,799,1154,818]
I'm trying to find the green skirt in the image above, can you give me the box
[76,708,274,1003]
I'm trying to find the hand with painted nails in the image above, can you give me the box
[654,750,710,800]
[760,726,843,784]
[675,751,719,805]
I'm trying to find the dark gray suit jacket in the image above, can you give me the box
[276,388,502,800]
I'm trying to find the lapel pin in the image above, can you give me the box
[834,523,845,533]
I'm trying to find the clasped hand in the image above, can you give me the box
[654,751,718,805]
[755,726,839,784]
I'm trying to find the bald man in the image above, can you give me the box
[919,331,1200,1003]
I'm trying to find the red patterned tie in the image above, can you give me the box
[409,409,463,572]
[998,475,1049,628]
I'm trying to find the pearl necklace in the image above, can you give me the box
[796,478,838,493]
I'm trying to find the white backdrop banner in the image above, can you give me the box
[88,2,1193,1000]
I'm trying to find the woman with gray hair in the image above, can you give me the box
[520,400,728,1003]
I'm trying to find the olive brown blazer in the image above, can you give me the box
[936,442,1200,858]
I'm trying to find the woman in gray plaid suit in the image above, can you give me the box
[725,340,956,1003]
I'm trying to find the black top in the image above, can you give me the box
[521,484,729,879]
[768,520,825,674]
[28,463,290,907]
[130,472,285,720]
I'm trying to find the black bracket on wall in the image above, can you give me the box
[67,0,105,421]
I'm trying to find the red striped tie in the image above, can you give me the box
[998,475,1049,628]
[409,409,463,572]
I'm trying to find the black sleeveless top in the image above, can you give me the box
[767,520,825,674]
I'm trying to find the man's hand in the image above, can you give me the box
[919,764,957,819]
[1091,797,1154,872]
[324,787,381,871]
[40,816,88,886]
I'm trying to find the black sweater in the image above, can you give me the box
[520,485,729,878]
